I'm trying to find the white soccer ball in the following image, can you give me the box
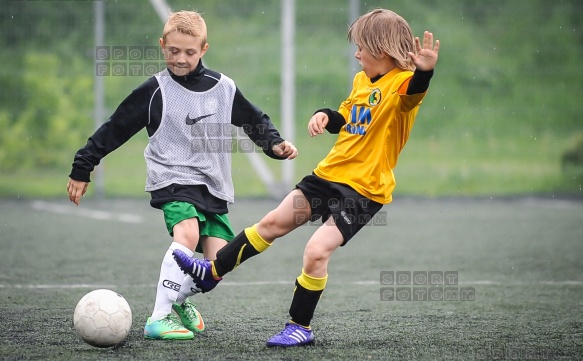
[73,289,132,348]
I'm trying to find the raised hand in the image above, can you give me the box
[408,31,440,71]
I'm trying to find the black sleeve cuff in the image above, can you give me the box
[69,167,91,183]
[407,69,434,95]
[264,136,287,160]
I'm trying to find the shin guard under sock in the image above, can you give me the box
[213,224,270,277]
[289,269,328,327]
[151,242,192,321]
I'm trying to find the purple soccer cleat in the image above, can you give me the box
[172,250,221,293]
[266,322,315,347]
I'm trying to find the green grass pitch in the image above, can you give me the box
[1,197,582,360]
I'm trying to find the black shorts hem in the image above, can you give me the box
[295,174,383,245]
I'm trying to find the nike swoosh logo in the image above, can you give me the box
[192,311,205,331]
[186,113,215,125]
[194,318,205,331]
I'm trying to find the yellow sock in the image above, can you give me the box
[210,261,222,280]
[289,269,328,327]
[213,224,271,277]
[296,268,328,291]
[244,224,271,252]
[289,320,311,330]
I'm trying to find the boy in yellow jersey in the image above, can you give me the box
[173,8,440,346]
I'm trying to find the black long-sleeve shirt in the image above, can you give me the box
[70,61,285,213]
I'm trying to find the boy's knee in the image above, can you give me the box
[173,219,200,250]
[179,235,199,251]
[257,212,287,239]
[303,243,329,264]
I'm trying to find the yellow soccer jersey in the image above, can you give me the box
[314,67,427,204]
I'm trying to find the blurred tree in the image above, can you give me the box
[0,52,93,170]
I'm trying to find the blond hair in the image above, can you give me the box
[348,9,416,71]
[162,11,207,45]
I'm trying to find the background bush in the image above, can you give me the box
[0,0,581,198]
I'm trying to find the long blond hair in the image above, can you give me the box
[162,11,207,45]
[348,9,415,71]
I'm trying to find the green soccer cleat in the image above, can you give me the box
[172,300,206,333]
[143,314,194,340]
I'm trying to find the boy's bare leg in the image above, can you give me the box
[145,218,200,339]
[173,189,311,289]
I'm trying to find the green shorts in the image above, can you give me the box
[161,201,235,254]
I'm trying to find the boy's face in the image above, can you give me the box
[354,44,393,78]
[160,31,208,77]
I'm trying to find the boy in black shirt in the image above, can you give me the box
[67,11,297,340]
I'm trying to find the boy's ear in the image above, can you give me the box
[201,43,209,56]
[159,37,164,48]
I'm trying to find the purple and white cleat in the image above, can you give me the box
[172,250,221,293]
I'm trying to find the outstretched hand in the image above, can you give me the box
[307,112,329,137]
[272,140,298,160]
[408,31,440,71]
[67,178,89,206]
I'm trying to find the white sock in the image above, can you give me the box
[150,242,193,321]
[176,274,200,305]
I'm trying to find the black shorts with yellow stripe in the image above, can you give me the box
[295,174,383,246]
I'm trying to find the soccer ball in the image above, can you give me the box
[73,289,132,348]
